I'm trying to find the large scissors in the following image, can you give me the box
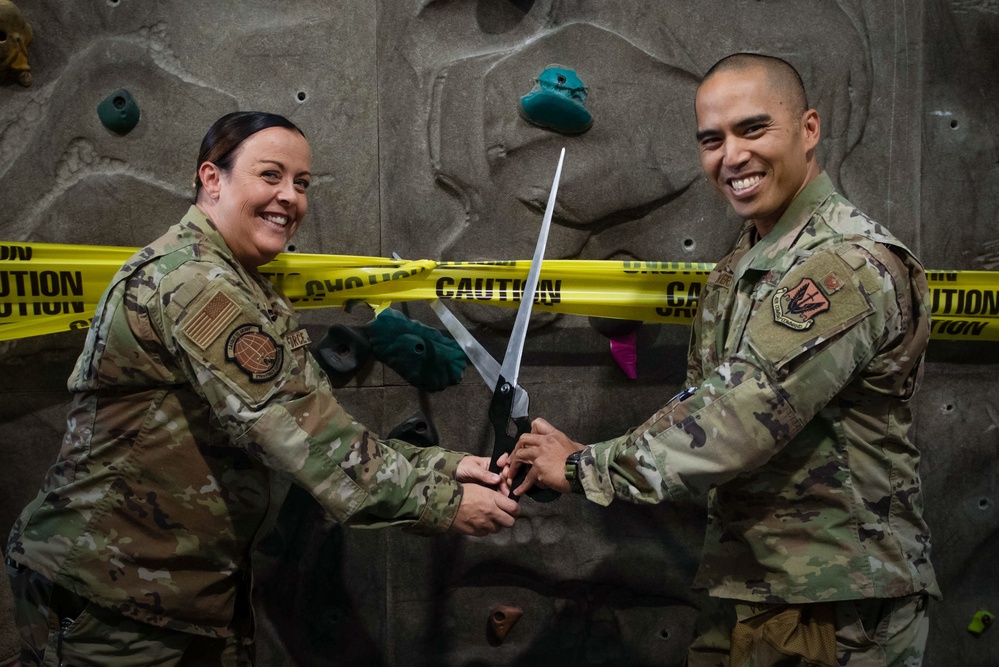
[430,147,565,503]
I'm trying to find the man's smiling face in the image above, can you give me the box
[694,66,819,237]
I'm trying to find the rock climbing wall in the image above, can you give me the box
[1,1,996,665]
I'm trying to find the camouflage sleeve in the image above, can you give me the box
[383,438,465,478]
[685,310,704,387]
[146,260,462,534]
[578,245,904,506]
[0,550,18,665]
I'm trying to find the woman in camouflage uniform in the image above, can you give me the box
[6,112,519,665]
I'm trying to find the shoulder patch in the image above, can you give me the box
[747,251,874,370]
[184,290,241,349]
[226,324,284,382]
[174,278,289,408]
[771,278,830,331]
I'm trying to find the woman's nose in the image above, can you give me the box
[276,179,296,204]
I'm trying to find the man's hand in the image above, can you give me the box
[449,484,520,536]
[500,417,584,497]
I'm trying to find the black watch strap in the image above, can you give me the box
[564,449,585,494]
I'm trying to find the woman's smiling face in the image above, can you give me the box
[200,126,312,268]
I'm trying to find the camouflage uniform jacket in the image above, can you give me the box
[0,552,17,665]
[7,206,465,637]
[576,173,940,604]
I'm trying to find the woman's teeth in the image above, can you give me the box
[262,213,288,226]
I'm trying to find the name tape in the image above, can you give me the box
[0,242,996,342]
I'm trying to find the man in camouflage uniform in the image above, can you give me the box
[505,54,939,666]
[8,114,518,665]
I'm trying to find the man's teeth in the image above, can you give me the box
[262,213,289,226]
[731,175,762,192]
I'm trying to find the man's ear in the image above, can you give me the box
[802,108,821,152]
[198,162,223,201]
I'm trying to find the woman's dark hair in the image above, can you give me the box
[193,111,305,198]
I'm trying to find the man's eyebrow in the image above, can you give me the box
[695,128,719,142]
[696,113,775,142]
[734,114,772,130]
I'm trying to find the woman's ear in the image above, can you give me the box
[198,162,223,201]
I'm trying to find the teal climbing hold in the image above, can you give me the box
[97,88,140,135]
[519,65,592,135]
[366,308,467,392]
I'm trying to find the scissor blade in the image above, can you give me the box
[498,147,565,390]
[429,299,529,417]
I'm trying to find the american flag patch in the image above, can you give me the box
[184,290,241,349]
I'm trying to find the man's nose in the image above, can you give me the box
[722,137,750,168]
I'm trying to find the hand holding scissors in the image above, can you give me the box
[431,148,566,502]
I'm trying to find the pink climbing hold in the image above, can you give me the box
[609,331,638,379]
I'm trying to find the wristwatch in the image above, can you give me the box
[564,449,585,494]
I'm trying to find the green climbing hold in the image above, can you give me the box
[366,308,467,392]
[97,88,140,135]
[968,610,995,635]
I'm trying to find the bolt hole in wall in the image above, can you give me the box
[950,119,959,129]
[106,0,119,6]
[981,498,991,511]
[683,238,696,252]
[659,629,671,641]
[942,404,954,413]
[296,91,308,103]
[286,245,296,252]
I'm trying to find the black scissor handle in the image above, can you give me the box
[488,376,559,503]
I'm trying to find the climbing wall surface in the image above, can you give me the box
[1,1,996,665]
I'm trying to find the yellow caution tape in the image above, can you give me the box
[1,242,997,342]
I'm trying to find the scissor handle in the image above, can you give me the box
[488,377,559,503]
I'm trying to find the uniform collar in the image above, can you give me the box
[179,204,240,265]
[735,172,836,274]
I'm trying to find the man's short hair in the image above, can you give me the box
[701,53,809,117]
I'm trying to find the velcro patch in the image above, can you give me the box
[771,278,830,331]
[184,290,241,349]
[286,329,312,350]
[822,272,845,294]
[747,251,874,371]
[226,324,284,382]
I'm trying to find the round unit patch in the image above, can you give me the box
[226,324,283,382]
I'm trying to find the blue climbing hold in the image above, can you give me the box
[519,65,592,135]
